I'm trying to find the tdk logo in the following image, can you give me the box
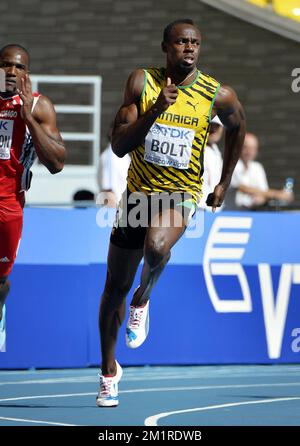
[0,121,9,130]
[152,124,192,140]
[204,217,300,360]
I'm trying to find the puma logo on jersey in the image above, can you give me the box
[186,100,199,111]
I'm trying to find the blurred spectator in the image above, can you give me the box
[229,132,294,209]
[97,124,131,207]
[73,189,95,208]
[199,116,224,211]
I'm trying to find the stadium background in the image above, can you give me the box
[0,0,298,201]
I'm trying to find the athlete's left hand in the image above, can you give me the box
[17,74,34,122]
[206,183,227,212]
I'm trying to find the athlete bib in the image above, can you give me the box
[0,119,14,160]
[144,122,195,170]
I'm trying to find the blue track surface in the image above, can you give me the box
[0,365,300,426]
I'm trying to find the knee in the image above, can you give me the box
[144,236,168,268]
[103,271,132,300]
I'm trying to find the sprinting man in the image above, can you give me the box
[0,44,66,352]
[97,19,246,407]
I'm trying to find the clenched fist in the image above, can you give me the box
[152,77,178,114]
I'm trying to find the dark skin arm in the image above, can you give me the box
[17,74,66,174]
[207,85,246,211]
[112,70,178,157]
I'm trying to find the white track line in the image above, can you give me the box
[1,382,300,403]
[144,397,300,426]
[1,375,300,386]
[1,385,300,426]
[0,416,77,426]
[0,392,94,402]
[0,377,96,386]
[0,373,244,385]
[1,366,300,379]
[2,370,300,386]
[0,375,217,386]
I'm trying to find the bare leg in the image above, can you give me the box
[99,243,143,375]
[0,277,10,321]
[131,208,186,307]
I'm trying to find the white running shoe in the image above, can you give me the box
[96,360,123,407]
[126,299,150,349]
[0,305,6,353]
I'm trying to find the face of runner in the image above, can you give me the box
[163,24,201,74]
[0,47,29,95]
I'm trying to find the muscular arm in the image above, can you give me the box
[18,74,66,174]
[28,96,66,174]
[207,85,246,210]
[214,85,246,188]
[112,70,178,157]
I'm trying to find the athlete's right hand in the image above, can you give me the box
[152,77,178,114]
[206,183,227,212]
[17,74,34,123]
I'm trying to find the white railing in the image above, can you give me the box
[30,75,101,168]
[26,75,102,204]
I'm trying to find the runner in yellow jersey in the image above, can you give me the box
[96,19,246,407]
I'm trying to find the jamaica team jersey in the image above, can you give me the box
[0,93,40,206]
[127,67,220,204]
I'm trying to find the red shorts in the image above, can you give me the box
[0,201,23,278]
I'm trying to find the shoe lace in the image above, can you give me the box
[100,376,112,397]
[129,306,144,329]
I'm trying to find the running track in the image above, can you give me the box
[0,365,300,426]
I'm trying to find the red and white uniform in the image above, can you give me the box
[0,92,40,277]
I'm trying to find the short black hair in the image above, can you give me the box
[0,44,30,66]
[163,19,195,42]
